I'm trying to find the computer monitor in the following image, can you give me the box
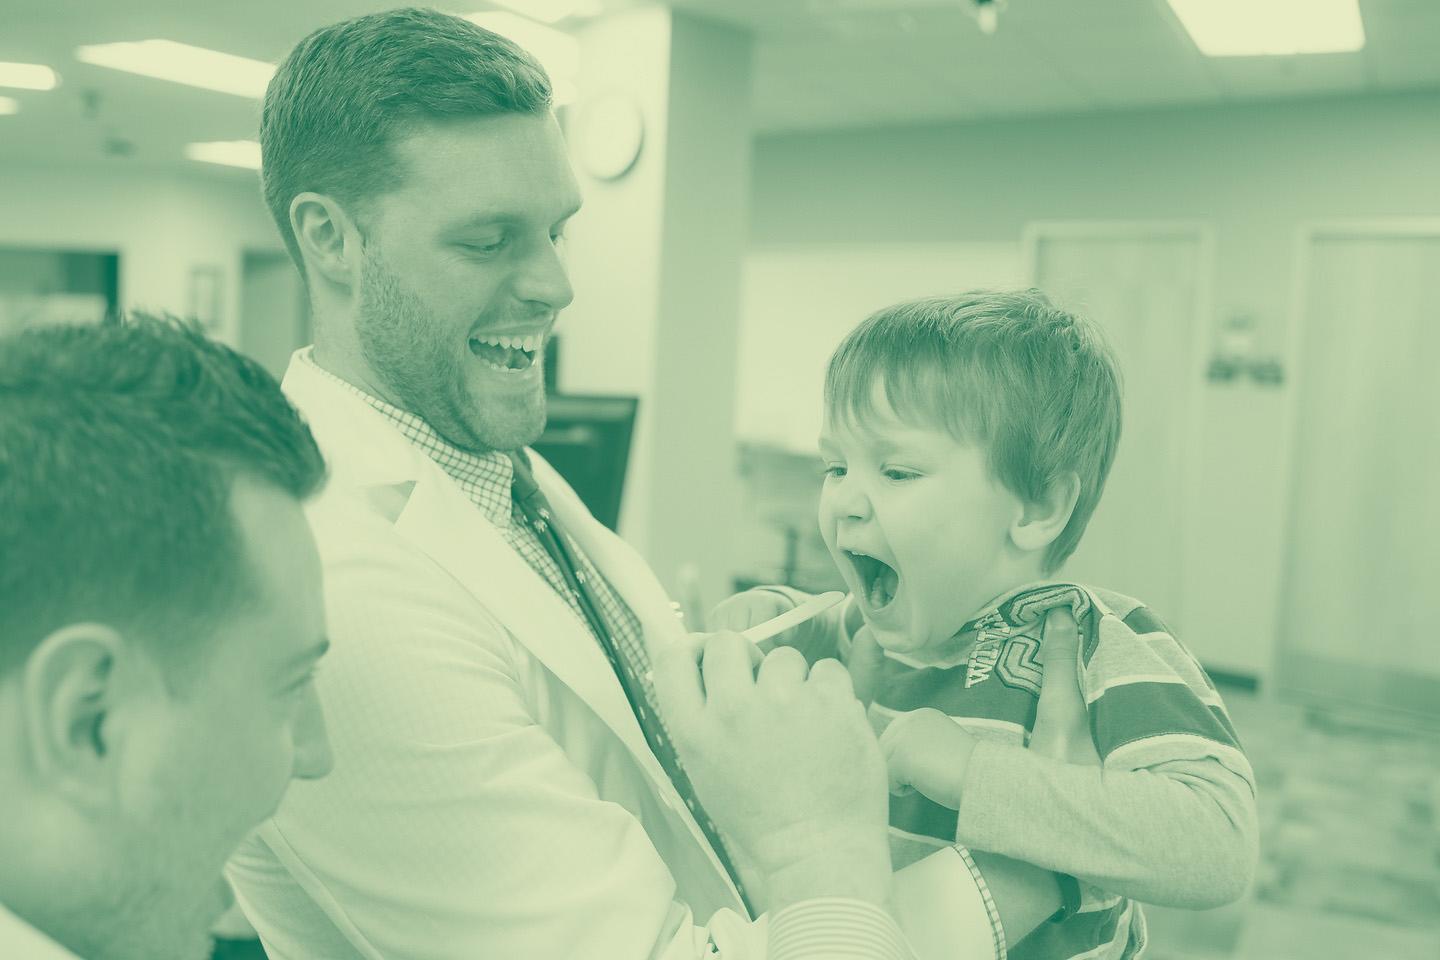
[531,394,639,531]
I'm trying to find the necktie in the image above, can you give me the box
[507,451,755,917]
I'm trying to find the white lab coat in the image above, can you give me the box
[226,351,997,960]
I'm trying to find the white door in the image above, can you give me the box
[1029,226,1208,631]
[1277,227,1440,718]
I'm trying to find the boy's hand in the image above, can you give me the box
[879,707,978,807]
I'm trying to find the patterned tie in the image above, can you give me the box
[507,451,755,917]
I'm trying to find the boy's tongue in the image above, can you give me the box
[866,561,899,611]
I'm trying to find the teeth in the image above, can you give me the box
[472,333,542,352]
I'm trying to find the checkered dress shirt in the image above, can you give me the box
[298,353,652,697]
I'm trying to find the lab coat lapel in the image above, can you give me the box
[530,458,749,909]
[392,469,667,777]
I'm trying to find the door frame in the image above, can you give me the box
[1021,220,1215,633]
[1275,219,1440,721]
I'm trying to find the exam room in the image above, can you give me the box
[1,2,1436,958]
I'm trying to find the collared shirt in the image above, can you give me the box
[296,351,654,697]
[0,903,82,960]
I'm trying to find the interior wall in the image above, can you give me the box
[746,89,1440,680]
[0,160,283,346]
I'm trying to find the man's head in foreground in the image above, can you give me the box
[262,6,583,453]
[0,316,333,960]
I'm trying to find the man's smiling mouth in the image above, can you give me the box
[468,333,542,372]
[844,549,900,612]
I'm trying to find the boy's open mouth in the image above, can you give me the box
[845,549,900,612]
[469,333,541,372]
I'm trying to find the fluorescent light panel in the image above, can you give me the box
[0,61,59,90]
[463,12,579,104]
[75,40,274,98]
[483,0,601,24]
[1167,0,1365,56]
[0,95,19,115]
[185,140,262,170]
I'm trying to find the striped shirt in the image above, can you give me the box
[849,581,1256,960]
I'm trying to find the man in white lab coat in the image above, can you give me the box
[227,9,1066,959]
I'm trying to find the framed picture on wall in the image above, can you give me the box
[188,265,222,332]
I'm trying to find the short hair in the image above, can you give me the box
[0,315,327,679]
[261,7,554,274]
[824,290,1123,573]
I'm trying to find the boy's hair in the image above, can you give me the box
[824,289,1122,572]
[261,7,553,276]
[0,315,327,679]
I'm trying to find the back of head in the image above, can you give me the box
[261,6,554,273]
[0,316,326,678]
[824,289,1123,572]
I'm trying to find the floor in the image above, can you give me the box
[209,687,1440,960]
[1143,688,1440,960]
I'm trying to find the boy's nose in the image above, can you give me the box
[831,478,872,522]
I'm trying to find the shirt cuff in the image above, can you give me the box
[767,898,913,960]
[953,846,1008,960]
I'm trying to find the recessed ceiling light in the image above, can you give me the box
[75,40,274,98]
[484,0,602,24]
[0,95,19,115]
[463,12,579,104]
[1166,0,1365,57]
[0,62,59,91]
[185,140,262,170]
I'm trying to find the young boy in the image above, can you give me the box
[717,290,1257,959]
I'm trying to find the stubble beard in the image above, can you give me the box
[355,247,545,453]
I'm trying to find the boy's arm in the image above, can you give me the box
[953,744,1258,909]
[888,603,1258,909]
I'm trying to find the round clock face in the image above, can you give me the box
[573,94,645,181]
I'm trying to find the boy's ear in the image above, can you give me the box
[1010,472,1081,554]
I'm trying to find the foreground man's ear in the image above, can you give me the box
[22,623,128,809]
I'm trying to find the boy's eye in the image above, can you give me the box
[882,468,917,481]
[823,464,847,479]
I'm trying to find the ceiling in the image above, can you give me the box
[1,0,1437,174]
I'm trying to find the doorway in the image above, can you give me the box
[1025,222,1211,632]
[1276,223,1440,720]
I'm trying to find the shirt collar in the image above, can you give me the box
[297,349,516,528]
[0,902,83,960]
[876,580,1085,671]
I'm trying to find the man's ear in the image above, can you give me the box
[21,624,128,809]
[291,191,365,289]
[1010,472,1081,555]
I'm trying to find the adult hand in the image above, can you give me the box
[1028,606,1100,766]
[707,590,799,652]
[653,631,893,912]
[707,589,842,663]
